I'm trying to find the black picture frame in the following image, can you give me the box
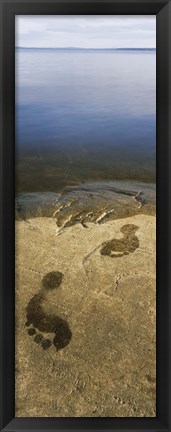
[0,0,170,431]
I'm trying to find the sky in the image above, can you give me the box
[15,15,156,49]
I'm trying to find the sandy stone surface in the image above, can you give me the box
[15,214,156,417]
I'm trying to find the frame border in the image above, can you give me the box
[0,1,171,431]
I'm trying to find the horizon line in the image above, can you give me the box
[16,46,156,50]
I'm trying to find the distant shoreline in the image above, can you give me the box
[15,47,156,51]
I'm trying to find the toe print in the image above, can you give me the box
[100,224,139,258]
[42,271,63,290]
[25,271,72,350]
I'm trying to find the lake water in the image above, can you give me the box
[15,48,156,195]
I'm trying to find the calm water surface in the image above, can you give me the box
[15,48,156,192]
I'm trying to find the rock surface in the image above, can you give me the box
[15,214,156,417]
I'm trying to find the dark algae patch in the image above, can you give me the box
[101,224,139,258]
[26,271,72,350]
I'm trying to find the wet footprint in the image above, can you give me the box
[100,224,139,258]
[25,271,72,350]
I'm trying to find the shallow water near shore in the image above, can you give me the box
[16,180,156,224]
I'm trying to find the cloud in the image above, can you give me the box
[15,15,156,49]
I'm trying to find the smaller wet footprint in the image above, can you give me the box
[100,224,139,258]
[25,271,72,350]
